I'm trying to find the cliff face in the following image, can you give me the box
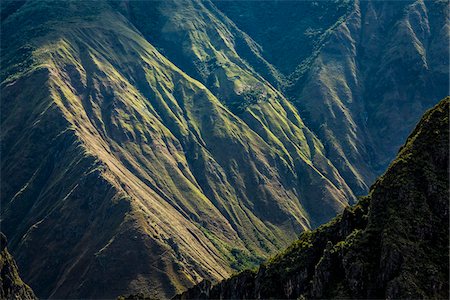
[176,97,449,299]
[0,233,36,300]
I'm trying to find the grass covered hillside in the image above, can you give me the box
[2,0,353,298]
[176,97,450,299]
[1,0,448,298]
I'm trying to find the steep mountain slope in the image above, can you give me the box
[2,0,353,298]
[117,0,358,223]
[1,0,448,299]
[176,97,449,299]
[112,0,449,212]
[211,0,353,75]
[214,0,449,195]
[0,233,36,300]
[286,0,449,194]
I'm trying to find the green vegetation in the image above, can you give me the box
[2,1,356,298]
[1,0,447,299]
[0,233,36,299]
[176,98,449,299]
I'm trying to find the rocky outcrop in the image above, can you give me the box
[176,97,449,299]
[0,233,36,300]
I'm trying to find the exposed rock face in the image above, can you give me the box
[1,0,448,298]
[175,97,449,299]
[0,233,36,300]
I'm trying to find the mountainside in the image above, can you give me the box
[295,0,449,193]
[0,1,353,298]
[0,0,448,298]
[216,0,449,194]
[0,233,36,300]
[176,97,450,299]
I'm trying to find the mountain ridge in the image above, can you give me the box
[1,1,352,298]
[1,0,448,298]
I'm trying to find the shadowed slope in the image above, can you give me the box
[0,233,36,300]
[286,0,449,195]
[176,97,449,299]
[121,0,449,200]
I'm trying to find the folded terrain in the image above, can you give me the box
[0,0,448,298]
[176,97,449,299]
[0,1,353,298]
[216,0,449,194]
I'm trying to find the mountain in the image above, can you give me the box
[0,0,448,298]
[175,97,450,299]
[0,233,36,299]
[216,0,449,194]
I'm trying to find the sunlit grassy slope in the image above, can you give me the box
[1,0,356,298]
[1,0,448,298]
